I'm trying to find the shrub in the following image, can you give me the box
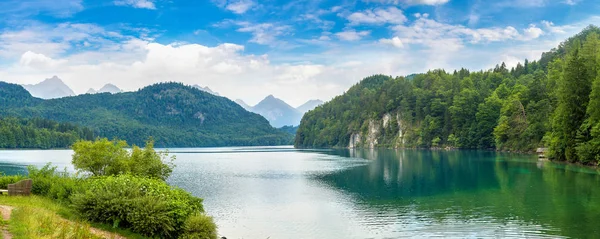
[27,163,81,203]
[71,175,209,238]
[0,174,25,188]
[72,138,175,180]
[180,213,218,239]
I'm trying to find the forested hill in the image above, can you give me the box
[0,117,95,149]
[0,82,291,147]
[296,25,600,165]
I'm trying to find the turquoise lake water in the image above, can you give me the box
[1,147,599,238]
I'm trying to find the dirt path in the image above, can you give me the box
[0,205,13,239]
[0,205,125,239]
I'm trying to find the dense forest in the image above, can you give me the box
[0,82,292,147]
[0,117,94,149]
[296,26,600,165]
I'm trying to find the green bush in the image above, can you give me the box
[72,138,175,180]
[0,175,25,188]
[27,163,81,203]
[179,213,218,239]
[71,174,209,238]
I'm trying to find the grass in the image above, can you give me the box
[0,196,149,239]
[9,206,103,239]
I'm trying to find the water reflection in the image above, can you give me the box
[317,148,600,238]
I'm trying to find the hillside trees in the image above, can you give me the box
[295,25,600,165]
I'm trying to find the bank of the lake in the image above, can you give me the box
[1,147,600,238]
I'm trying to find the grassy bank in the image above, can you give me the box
[0,195,147,239]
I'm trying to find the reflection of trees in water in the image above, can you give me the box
[318,149,501,199]
[317,149,600,238]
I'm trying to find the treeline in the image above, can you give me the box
[296,26,600,165]
[0,117,94,149]
[0,82,292,147]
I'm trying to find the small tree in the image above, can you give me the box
[72,138,175,180]
[129,140,175,181]
[72,138,128,177]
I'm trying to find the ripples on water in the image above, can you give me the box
[0,147,598,238]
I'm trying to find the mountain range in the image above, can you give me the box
[22,76,75,99]
[18,76,322,127]
[192,85,220,96]
[0,82,291,147]
[235,96,323,127]
[87,84,122,94]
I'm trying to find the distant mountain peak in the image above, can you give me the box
[97,83,122,94]
[235,99,251,110]
[296,99,324,114]
[22,76,75,99]
[192,84,220,96]
[251,95,302,127]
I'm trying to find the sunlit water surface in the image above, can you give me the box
[1,147,599,238]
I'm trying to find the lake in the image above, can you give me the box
[1,147,599,238]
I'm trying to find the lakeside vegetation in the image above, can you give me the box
[0,117,95,149]
[296,26,600,165]
[0,138,217,239]
[0,82,292,147]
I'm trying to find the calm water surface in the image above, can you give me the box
[1,147,599,238]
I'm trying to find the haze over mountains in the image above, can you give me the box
[87,84,122,94]
[235,96,323,127]
[22,76,75,99]
[192,85,220,96]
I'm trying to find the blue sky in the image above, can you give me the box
[0,0,599,106]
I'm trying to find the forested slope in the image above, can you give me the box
[0,82,291,147]
[0,117,95,149]
[296,26,600,165]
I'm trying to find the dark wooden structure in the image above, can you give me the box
[0,179,33,196]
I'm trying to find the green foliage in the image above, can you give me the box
[296,25,600,165]
[72,138,174,180]
[0,174,25,188]
[0,82,291,147]
[27,163,80,203]
[70,174,208,238]
[0,117,94,149]
[179,214,218,239]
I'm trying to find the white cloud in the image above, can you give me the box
[0,22,142,60]
[390,15,546,53]
[19,51,67,69]
[114,0,156,9]
[379,37,404,48]
[225,0,254,14]
[541,20,569,34]
[212,0,256,14]
[234,22,291,45]
[346,7,407,25]
[335,30,370,41]
[522,24,544,40]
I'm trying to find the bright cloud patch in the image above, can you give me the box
[336,30,371,41]
[379,37,404,48]
[114,0,156,9]
[347,7,407,25]
[390,15,545,52]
